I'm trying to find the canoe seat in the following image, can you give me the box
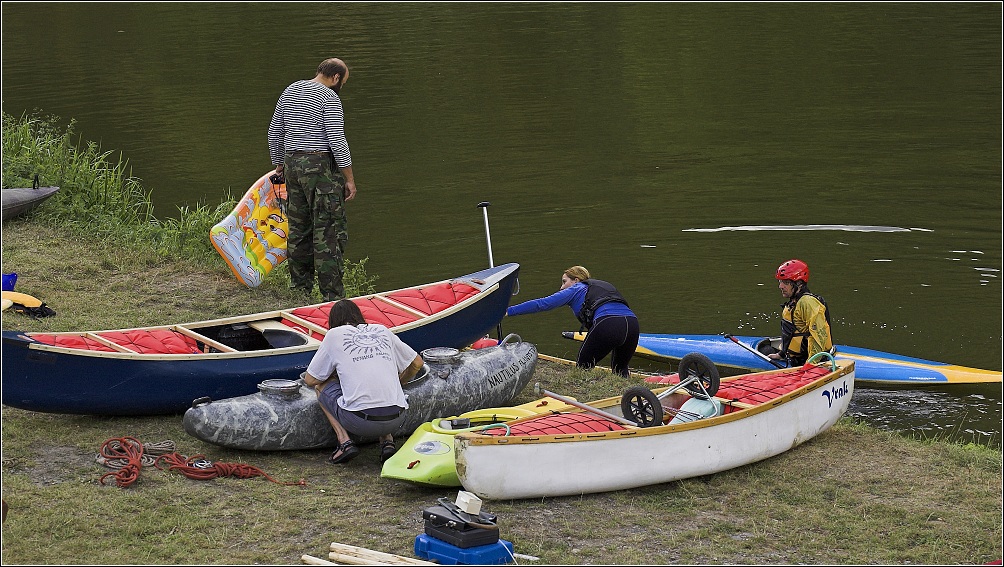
[668,397,721,424]
[248,320,319,348]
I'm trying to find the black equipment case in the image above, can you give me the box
[422,503,500,548]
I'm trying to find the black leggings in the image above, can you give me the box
[576,315,640,377]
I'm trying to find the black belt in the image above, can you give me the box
[350,409,401,422]
[287,150,331,155]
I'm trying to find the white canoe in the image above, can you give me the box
[455,359,855,500]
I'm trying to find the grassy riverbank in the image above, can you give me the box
[2,113,1002,564]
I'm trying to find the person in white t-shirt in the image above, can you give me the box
[303,300,425,464]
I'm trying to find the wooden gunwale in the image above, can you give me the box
[17,275,503,361]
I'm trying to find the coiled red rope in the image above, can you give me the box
[97,437,305,487]
[154,452,306,486]
[98,437,145,488]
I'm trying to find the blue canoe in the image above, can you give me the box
[1,263,520,416]
[562,331,1001,386]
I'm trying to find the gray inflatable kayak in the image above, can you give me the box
[181,334,538,450]
[2,184,59,220]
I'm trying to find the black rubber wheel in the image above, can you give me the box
[620,385,664,427]
[678,352,720,398]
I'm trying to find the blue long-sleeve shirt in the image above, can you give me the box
[506,282,635,321]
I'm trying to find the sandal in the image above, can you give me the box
[328,439,359,464]
[379,440,397,463]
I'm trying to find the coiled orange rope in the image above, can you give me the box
[98,436,145,488]
[97,437,305,488]
[154,452,306,486]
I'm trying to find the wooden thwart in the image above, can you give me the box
[173,325,237,353]
[85,332,138,354]
[374,294,430,318]
[279,310,330,336]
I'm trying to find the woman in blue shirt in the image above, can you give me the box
[506,265,639,377]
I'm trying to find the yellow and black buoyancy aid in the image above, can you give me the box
[779,287,831,366]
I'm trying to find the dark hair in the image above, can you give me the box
[328,299,366,328]
[317,58,347,80]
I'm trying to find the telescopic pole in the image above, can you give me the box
[477,202,494,268]
[477,202,503,340]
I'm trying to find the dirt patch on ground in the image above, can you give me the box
[16,445,98,487]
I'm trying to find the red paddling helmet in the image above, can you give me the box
[775,259,809,283]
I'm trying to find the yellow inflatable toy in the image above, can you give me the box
[210,170,288,288]
[2,290,56,317]
[2,290,43,309]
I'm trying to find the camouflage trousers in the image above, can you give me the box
[283,152,348,301]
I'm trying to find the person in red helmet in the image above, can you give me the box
[768,259,833,366]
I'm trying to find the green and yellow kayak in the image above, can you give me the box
[380,395,577,487]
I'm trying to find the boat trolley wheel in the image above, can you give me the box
[678,352,720,398]
[620,386,664,427]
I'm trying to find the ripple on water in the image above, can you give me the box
[848,386,1002,448]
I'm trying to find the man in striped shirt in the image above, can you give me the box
[268,57,357,301]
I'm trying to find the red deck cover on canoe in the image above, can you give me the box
[384,282,479,315]
[283,298,420,338]
[30,334,118,352]
[31,329,201,354]
[485,412,628,436]
[284,281,480,334]
[715,365,831,405]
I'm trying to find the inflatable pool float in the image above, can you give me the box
[210,170,287,288]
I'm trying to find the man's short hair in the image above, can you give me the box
[317,58,347,80]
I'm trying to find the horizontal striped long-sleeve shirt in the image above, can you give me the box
[267,80,352,168]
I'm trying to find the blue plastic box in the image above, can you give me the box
[414,533,513,565]
[2,272,17,291]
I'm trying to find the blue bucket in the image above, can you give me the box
[2,272,17,291]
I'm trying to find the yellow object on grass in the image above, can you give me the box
[210,170,288,288]
[2,290,43,308]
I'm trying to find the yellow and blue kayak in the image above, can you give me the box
[563,332,1001,386]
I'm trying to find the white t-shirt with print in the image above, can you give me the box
[306,323,417,412]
